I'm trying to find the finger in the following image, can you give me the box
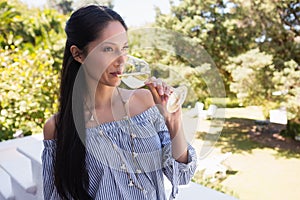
[145,77,164,95]
[162,82,172,96]
[151,76,158,87]
[159,81,171,104]
[165,86,172,96]
[145,76,157,87]
[145,77,168,104]
[156,79,164,95]
[147,82,161,103]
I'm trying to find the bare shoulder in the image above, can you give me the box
[118,88,155,116]
[43,115,57,140]
[133,88,155,108]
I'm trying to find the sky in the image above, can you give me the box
[20,0,174,27]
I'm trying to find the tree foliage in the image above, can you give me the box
[47,0,73,14]
[155,0,300,121]
[225,49,274,105]
[0,0,66,140]
[272,60,300,120]
[1,0,299,141]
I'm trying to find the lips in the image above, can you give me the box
[110,71,121,77]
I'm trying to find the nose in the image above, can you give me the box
[114,54,127,68]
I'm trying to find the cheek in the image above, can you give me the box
[100,68,110,79]
[84,55,110,79]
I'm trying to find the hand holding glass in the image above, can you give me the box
[118,55,187,113]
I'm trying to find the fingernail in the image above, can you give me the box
[164,96,169,101]
[159,89,163,95]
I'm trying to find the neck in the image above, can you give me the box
[85,83,117,109]
[96,84,116,108]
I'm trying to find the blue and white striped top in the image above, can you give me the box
[42,106,197,200]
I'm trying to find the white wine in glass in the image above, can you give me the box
[118,55,187,113]
[118,56,151,89]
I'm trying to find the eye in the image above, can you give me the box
[103,46,114,52]
[121,45,129,52]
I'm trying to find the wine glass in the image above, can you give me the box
[118,55,187,113]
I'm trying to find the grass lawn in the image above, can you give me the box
[186,106,300,200]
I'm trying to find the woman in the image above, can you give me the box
[42,5,197,200]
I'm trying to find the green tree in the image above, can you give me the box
[155,0,299,93]
[224,49,277,113]
[47,0,73,14]
[0,0,66,140]
[272,60,300,121]
[232,0,300,68]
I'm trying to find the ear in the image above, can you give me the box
[70,45,84,63]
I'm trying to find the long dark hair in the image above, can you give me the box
[54,5,127,199]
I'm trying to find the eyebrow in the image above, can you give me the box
[101,41,128,46]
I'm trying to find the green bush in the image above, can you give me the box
[0,0,65,141]
[0,48,60,140]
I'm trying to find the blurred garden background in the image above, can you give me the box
[0,0,299,199]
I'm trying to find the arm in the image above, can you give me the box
[145,78,188,163]
[42,115,59,200]
[152,106,197,200]
[43,115,56,140]
[139,82,197,199]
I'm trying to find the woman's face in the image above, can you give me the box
[83,21,128,87]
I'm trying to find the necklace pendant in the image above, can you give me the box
[131,133,136,139]
[120,163,126,170]
[128,179,134,187]
[112,143,118,149]
[90,114,95,121]
[98,130,103,136]
[132,152,138,158]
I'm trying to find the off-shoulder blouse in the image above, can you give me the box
[42,106,197,200]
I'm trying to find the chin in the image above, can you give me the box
[110,80,121,87]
